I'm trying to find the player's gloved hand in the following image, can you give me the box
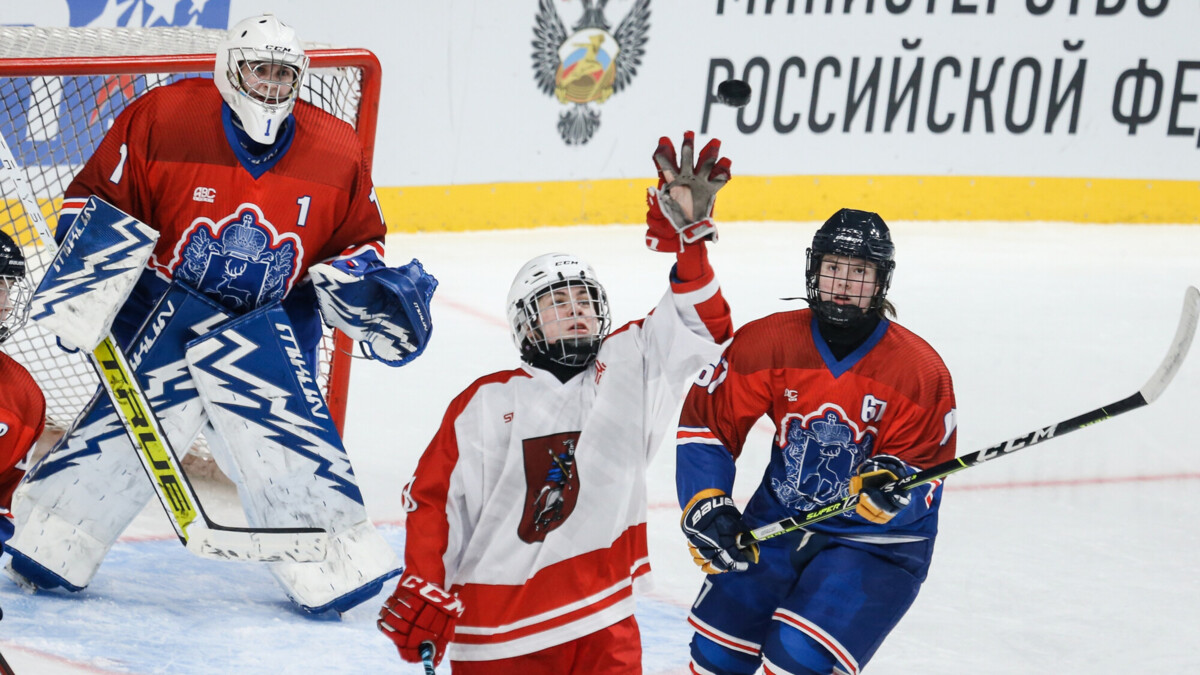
[849,454,914,524]
[681,488,758,574]
[645,131,731,252]
[377,572,464,667]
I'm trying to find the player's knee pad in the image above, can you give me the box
[761,619,850,675]
[185,303,400,612]
[690,632,762,675]
[5,282,234,589]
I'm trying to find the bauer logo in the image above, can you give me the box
[530,0,651,145]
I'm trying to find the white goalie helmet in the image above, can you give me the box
[507,253,612,368]
[215,14,309,143]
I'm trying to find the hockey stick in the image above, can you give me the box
[738,285,1199,548]
[419,641,437,675]
[1,134,326,563]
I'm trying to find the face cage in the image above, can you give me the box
[804,248,893,325]
[0,275,33,343]
[226,47,309,108]
[516,278,612,368]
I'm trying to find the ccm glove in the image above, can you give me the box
[645,131,731,252]
[377,572,464,666]
[681,488,759,574]
[849,454,914,524]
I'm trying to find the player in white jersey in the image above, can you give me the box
[377,132,736,673]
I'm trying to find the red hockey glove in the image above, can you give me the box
[377,572,464,666]
[849,454,914,524]
[645,131,732,253]
[681,488,758,574]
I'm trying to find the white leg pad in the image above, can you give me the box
[268,519,400,614]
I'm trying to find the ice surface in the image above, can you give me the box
[2,221,1197,673]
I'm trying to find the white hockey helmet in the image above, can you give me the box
[215,14,309,143]
[506,253,612,367]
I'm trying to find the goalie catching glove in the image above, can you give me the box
[848,454,914,524]
[377,572,464,667]
[310,259,436,367]
[681,488,758,574]
[645,130,732,253]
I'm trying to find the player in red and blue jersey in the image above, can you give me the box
[0,231,43,544]
[676,209,957,675]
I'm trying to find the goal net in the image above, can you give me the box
[0,26,378,435]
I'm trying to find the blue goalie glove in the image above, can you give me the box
[309,259,437,367]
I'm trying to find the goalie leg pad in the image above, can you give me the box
[4,283,234,588]
[185,304,400,611]
[29,196,159,351]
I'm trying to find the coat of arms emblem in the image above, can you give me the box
[532,0,651,145]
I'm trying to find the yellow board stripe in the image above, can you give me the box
[375,175,1200,233]
[6,175,1198,241]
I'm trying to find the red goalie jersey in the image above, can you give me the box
[57,78,386,342]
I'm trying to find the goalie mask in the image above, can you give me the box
[805,208,896,326]
[507,253,612,368]
[0,229,32,344]
[215,14,309,144]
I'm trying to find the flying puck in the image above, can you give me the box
[716,79,752,108]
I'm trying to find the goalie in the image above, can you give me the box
[2,14,435,615]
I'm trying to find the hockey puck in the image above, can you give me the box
[716,79,752,108]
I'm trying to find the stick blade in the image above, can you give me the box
[1141,285,1199,403]
[185,525,329,563]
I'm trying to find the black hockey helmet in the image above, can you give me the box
[0,229,33,343]
[805,208,896,326]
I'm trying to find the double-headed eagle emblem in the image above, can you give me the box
[532,0,651,145]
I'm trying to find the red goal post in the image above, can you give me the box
[0,26,381,434]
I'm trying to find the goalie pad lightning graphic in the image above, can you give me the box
[29,196,158,350]
[186,303,365,523]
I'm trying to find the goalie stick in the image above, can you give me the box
[1,133,327,563]
[738,285,1199,549]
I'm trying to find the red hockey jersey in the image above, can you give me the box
[0,351,45,513]
[676,309,957,541]
[59,78,385,315]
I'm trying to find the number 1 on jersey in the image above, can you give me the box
[296,195,311,227]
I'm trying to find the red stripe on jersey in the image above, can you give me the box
[687,616,760,655]
[607,318,646,340]
[772,610,858,674]
[693,288,733,343]
[452,523,649,635]
[453,579,632,645]
[677,427,719,441]
[404,368,531,587]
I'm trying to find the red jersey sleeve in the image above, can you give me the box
[676,330,774,502]
[0,354,46,511]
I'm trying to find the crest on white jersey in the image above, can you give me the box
[518,431,581,543]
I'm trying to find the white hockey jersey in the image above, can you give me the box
[403,267,730,661]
